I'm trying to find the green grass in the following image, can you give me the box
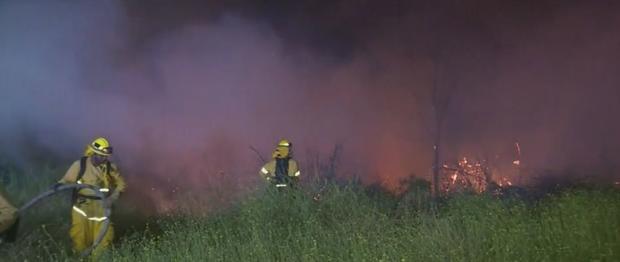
[1,159,619,261]
[103,187,619,262]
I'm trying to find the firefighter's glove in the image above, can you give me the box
[3,217,19,243]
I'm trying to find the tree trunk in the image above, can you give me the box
[432,117,442,198]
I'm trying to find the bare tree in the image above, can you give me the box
[421,0,500,198]
[430,57,454,198]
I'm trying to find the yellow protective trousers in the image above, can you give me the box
[0,192,17,234]
[70,198,113,256]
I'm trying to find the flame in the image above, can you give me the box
[441,157,488,193]
[498,177,513,187]
[439,154,516,195]
[513,141,522,166]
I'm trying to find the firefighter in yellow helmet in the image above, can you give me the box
[56,137,126,256]
[259,139,301,188]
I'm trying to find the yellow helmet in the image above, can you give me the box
[273,139,292,159]
[277,139,292,148]
[85,137,113,156]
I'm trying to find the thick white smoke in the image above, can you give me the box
[1,0,619,211]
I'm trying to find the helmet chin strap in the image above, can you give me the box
[90,155,108,167]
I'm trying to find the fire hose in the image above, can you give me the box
[16,184,111,258]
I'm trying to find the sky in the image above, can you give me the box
[1,0,619,209]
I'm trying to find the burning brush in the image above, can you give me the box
[439,156,516,195]
[440,157,489,194]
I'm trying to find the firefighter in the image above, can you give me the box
[56,137,126,256]
[0,189,18,243]
[259,139,301,188]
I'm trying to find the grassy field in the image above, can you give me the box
[1,160,619,261]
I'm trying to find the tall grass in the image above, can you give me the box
[1,157,619,261]
[103,186,619,262]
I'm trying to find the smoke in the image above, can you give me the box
[1,0,620,211]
